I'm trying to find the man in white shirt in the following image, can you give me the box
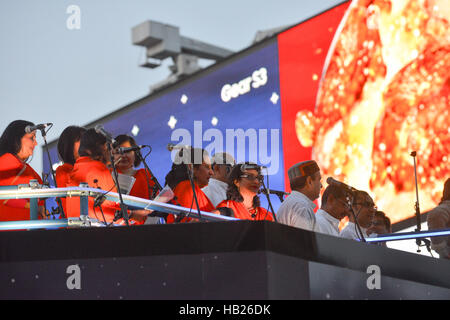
[315,184,352,236]
[340,190,376,241]
[277,160,322,231]
[202,152,235,207]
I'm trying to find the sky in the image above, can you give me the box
[0,0,344,174]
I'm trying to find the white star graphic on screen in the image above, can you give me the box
[270,92,279,104]
[180,94,188,104]
[131,125,140,137]
[168,116,177,129]
[211,117,218,126]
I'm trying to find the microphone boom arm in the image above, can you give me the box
[39,124,66,218]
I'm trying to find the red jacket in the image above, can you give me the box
[216,200,274,221]
[55,162,73,215]
[67,156,119,224]
[0,153,44,221]
[117,168,156,225]
[126,168,156,200]
[55,163,73,188]
[166,180,215,223]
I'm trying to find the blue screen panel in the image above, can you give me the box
[44,41,285,214]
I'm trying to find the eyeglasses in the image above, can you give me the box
[240,174,263,182]
[114,150,133,155]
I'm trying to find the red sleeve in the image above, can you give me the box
[55,163,74,216]
[173,180,195,209]
[166,180,215,223]
[0,153,43,185]
[258,207,274,221]
[86,166,116,192]
[174,181,215,212]
[67,158,119,223]
[0,154,44,221]
[55,163,73,188]
[216,200,227,209]
[129,169,155,199]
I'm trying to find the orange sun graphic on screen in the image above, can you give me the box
[295,0,450,223]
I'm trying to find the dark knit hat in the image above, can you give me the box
[287,160,320,181]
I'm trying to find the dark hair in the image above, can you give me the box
[225,162,261,209]
[290,171,323,191]
[164,147,209,189]
[290,176,307,190]
[113,134,141,167]
[0,120,34,158]
[441,178,450,203]
[384,216,392,233]
[321,184,348,207]
[353,190,373,205]
[78,128,107,163]
[211,152,235,171]
[374,211,391,232]
[57,126,86,165]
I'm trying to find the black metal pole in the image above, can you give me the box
[260,177,277,222]
[136,150,162,199]
[411,151,421,233]
[349,194,366,243]
[410,151,432,253]
[108,143,129,226]
[40,128,66,218]
[186,164,202,221]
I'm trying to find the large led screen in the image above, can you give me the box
[279,0,449,224]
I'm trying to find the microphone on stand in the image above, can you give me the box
[25,123,53,133]
[260,189,289,204]
[29,122,65,217]
[167,143,190,152]
[116,145,146,154]
[260,189,290,197]
[241,163,267,171]
[326,177,359,196]
[94,125,116,144]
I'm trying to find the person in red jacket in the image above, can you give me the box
[216,162,274,221]
[164,147,214,223]
[66,128,120,224]
[55,125,86,214]
[0,120,45,221]
[56,126,86,187]
[113,134,156,225]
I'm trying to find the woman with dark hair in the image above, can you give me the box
[112,134,156,224]
[216,163,274,221]
[0,120,45,221]
[66,128,119,223]
[164,147,214,223]
[56,126,86,188]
